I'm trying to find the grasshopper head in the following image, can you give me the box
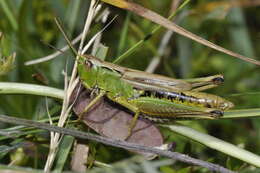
[83,55,104,67]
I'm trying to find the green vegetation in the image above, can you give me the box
[0,0,260,172]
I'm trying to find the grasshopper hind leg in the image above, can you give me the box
[128,96,224,120]
[109,95,141,140]
[125,111,140,140]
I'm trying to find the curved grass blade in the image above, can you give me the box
[101,0,260,65]
[163,124,260,167]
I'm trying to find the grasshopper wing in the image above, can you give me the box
[122,70,192,92]
[122,71,224,92]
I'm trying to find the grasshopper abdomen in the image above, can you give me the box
[140,90,233,110]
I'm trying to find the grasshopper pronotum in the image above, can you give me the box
[56,20,234,138]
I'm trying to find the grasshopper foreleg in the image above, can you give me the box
[79,91,106,119]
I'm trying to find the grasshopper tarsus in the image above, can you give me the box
[209,110,224,118]
[212,76,224,85]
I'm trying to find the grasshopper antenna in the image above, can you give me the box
[54,18,78,57]
[40,40,66,55]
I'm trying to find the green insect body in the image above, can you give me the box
[77,55,233,123]
[55,20,234,138]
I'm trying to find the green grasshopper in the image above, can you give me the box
[56,20,234,138]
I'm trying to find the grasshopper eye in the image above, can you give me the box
[85,60,93,68]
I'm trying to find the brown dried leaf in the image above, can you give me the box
[71,85,164,158]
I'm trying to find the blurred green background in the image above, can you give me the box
[0,0,260,172]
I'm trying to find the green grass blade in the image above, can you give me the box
[0,82,64,99]
[163,124,260,167]
[223,108,260,118]
[53,135,75,172]
[0,1,18,31]
[116,12,131,57]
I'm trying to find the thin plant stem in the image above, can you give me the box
[44,1,99,171]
